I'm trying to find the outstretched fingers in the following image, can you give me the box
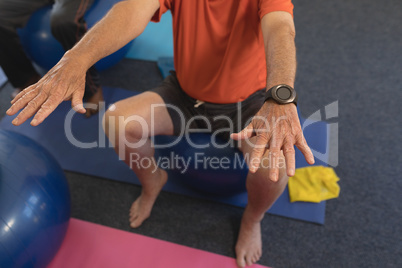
[231,124,254,140]
[295,131,315,164]
[30,95,64,126]
[71,89,86,114]
[7,87,38,116]
[10,91,48,126]
[10,84,36,105]
[266,133,284,181]
[248,133,269,173]
[282,140,296,177]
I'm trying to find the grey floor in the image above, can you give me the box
[1,0,401,267]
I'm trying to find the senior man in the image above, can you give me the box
[7,0,315,266]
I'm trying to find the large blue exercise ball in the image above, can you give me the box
[19,0,133,71]
[0,130,70,268]
[155,134,249,196]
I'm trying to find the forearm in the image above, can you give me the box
[67,0,159,69]
[262,12,297,89]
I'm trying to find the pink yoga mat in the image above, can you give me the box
[48,219,268,268]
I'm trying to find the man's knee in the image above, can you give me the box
[103,103,149,143]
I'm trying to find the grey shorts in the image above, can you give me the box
[151,71,266,141]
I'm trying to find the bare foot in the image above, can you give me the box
[235,208,263,267]
[129,168,168,228]
[85,87,104,117]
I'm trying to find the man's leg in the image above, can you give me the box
[103,92,174,228]
[236,138,288,267]
[50,0,102,116]
[0,0,48,91]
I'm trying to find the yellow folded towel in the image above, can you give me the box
[288,166,340,203]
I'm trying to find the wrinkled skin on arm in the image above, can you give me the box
[231,11,315,181]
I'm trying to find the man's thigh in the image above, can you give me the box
[0,0,51,30]
[105,91,175,138]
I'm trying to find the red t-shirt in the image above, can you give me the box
[152,0,294,104]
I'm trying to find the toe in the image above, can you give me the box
[130,217,145,228]
[252,254,259,264]
[130,201,140,214]
[130,221,139,228]
[251,255,256,264]
[130,216,141,228]
[129,207,137,217]
[129,214,137,222]
[130,212,151,229]
[236,253,246,268]
[245,254,253,266]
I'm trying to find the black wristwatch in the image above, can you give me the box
[265,84,297,106]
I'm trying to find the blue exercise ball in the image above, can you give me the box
[155,134,249,196]
[0,130,70,268]
[19,0,133,71]
[18,6,65,71]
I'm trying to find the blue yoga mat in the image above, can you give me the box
[125,11,174,61]
[1,87,329,224]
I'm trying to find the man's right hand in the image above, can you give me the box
[6,51,87,126]
[6,0,160,127]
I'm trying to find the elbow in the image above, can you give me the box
[261,11,296,40]
[276,23,296,39]
[264,23,296,45]
[287,25,296,39]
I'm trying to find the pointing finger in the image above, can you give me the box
[230,124,254,140]
[7,87,38,116]
[295,131,315,165]
[71,90,86,114]
[248,134,269,173]
[10,84,36,105]
[12,92,47,126]
[282,142,296,177]
[31,95,63,126]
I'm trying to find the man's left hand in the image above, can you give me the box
[231,100,315,181]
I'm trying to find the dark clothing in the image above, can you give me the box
[0,0,99,99]
[151,71,266,142]
[0,25,38,88]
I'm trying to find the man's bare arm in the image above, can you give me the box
[69,0,160,69]
[232,11,314,181]
[261,11,296,89]
[7,0,160,126]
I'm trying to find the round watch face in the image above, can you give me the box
[265,84,297,105]
[276,86,292,100]
[270,85,297,104]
